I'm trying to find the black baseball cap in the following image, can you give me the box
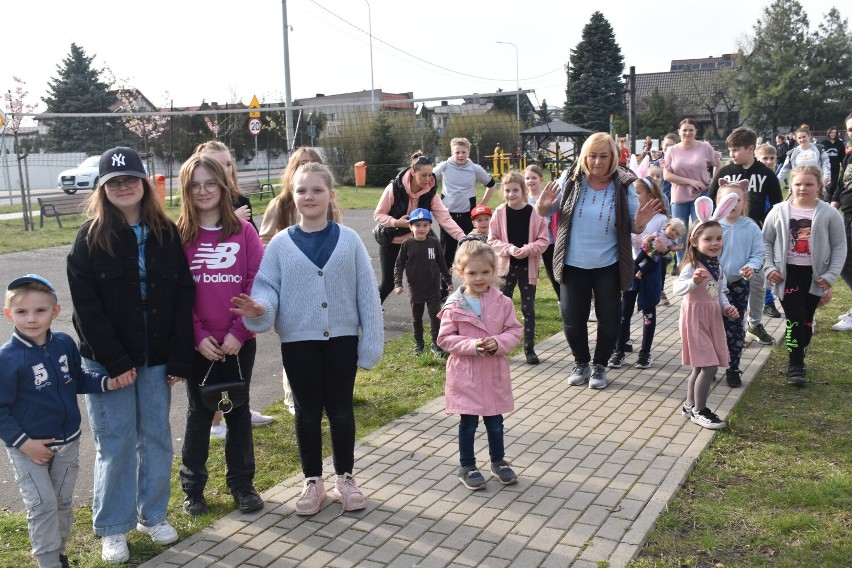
[7,274,58,300]
[99,146,146,184]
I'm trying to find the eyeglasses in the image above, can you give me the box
[104,177,141,191]
[190,180,219,193]
[414,156,435,166]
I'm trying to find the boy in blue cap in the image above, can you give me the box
[394,208,454,355]
[1,275,135,568]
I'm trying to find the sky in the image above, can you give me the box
[1,0,845,117]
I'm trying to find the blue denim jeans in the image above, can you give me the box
[458,414,504,468]
[671,198,701,265]
[83,358,173,536]
[6,441,79,568]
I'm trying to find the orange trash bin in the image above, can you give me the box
[354,161,367,187]
[155,175,166,204]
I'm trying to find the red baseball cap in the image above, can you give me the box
[470,205,492,219]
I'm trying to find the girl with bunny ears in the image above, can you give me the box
[674,193,741,429]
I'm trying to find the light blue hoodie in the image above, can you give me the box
[720,215,764,282]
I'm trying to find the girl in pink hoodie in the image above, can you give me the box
[438,238,523,491]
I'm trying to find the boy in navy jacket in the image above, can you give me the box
[0,275,134,568]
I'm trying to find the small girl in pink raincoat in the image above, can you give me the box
[438,237,523,491]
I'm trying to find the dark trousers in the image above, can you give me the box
[180,339,256,497]
[560,263,621,366]
[378,242,402,303]
[458,414,504,468]
[841,215,852,290]
[615,287,657,355]
[281,336,358,477]
[501,263,537,351]
[440,198,476,298]
[541,243,561,299]
[412,299,441,346]
[723,279,750,371]
[779,265,821,366]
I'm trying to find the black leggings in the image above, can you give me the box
[779,264,821,366]
[501,264,537,351]
[541,243,561,299]
[378,242,402,303]
[281,336,359,477]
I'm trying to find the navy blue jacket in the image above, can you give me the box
[0,330,109,449]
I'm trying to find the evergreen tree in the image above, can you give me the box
[537,99,552,124]
[638,88,679,137]
[42,43,112,153]
[563,12,625,132]
[809,8,852,126]
[366,111,405,186]
[735,0,813,133]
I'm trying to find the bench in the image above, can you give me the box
[236,173,275,201]
[37,194,88,228]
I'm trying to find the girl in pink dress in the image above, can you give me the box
[674,195,741,430]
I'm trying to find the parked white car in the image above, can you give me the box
[57,156,100,194]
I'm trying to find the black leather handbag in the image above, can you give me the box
[199,355,247,414]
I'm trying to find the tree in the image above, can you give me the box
[365,111,406,186]
[4,76,38,229]
[116,89,167,176]
[637,88,680,137]
[735,0,817,133]
[41,43,112,153]
[563,12,626,132]
[537,99,553,125]
[491,90,536,127]
[809,8,852,126]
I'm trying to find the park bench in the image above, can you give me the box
[236,173,275,200]
[37,194,88,228]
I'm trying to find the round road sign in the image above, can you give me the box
[248,117,262,137]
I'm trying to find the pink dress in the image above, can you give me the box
[677,263,730,367]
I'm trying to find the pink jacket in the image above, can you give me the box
[437,286,522,416]
[488,203,550,284]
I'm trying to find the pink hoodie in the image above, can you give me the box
[488,203,550,284]
[437,286,522,416]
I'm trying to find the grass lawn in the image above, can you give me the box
[630,283,852,568]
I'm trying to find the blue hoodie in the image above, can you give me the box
[0,330,109,449]
[719,216,764,282]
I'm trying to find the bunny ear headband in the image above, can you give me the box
[718,178,749,192]
[690,192,740,237]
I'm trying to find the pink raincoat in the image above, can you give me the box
[437,286,522,416]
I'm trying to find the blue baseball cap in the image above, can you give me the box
[7,274,57,300]
[408,208,433,224]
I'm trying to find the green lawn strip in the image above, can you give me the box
[0,267,560,567]
[630,284,852,568]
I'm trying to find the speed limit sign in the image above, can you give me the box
[248,117,262,137]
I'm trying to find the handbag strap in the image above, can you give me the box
[199,355,244,387]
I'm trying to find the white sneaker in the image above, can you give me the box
[832,313,852,331]
[332,473,367,511]
[102,534,129,563]
[136,521,178,545]
[210,424,227,440]
[250,409,274,427]
[287,404,296,416]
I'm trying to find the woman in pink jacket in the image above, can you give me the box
[437,238,522,491]
[488,171,550,364]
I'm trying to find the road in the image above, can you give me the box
[0,208,420,512]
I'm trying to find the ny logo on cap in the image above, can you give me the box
[112,153,126,167]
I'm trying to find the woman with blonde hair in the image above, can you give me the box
[536,133,661,390]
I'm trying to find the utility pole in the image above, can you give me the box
[622,66,637,150]
[281,0,295,153]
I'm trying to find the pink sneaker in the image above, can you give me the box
[295,477,326,516]
[332,473,366,511]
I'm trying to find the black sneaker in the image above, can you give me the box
[786,364,806,387]
[234,489,264,514]
[763,303,783,318]
[623,341,634,353]
[458,466,486,490]
[635,352,652,369]
[525,349,540,365]
[746,324,775,345]
[431,342,448,358]
[414,342,425,355]
[490,460,518,485]
[726,368,742,388]
[690,407,726,430]
[60,555,70,568]
[183,494,208,516]
[608,351,626,368]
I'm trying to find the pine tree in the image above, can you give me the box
[735,0,813,133]
[809,8,852,126]
[42,43,112,153]
[366,111,405,186]
[537,99,552,124]
[638,88,679,137]
[563,12,625,132]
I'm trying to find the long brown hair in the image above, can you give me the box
[193,140,243,208]
[679,220,722,270]
[177,155,242,244]
[292,162,343,223]
[269,147,327,232]
[84,177,174,257]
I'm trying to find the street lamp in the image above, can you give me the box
[495,41,519,126]
[364,0,375,110]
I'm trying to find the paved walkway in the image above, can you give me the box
[143,291,784,568]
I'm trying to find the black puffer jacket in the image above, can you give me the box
[67,220,195,378]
